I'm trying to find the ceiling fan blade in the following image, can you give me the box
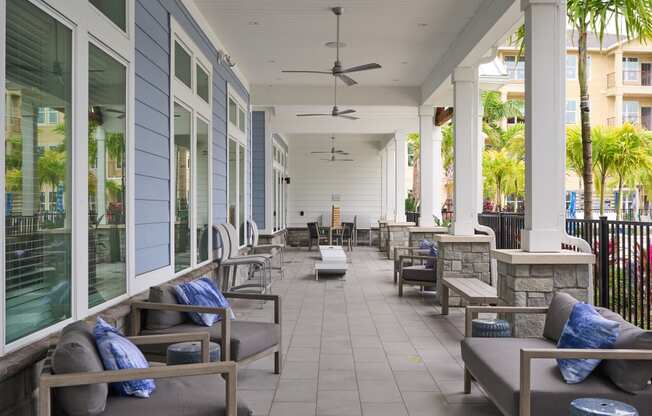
[336,109,356,115]
[282,70,331,74]
[297,113,330,117]
[310,151,331,154]
[337,74,357,86]
[339,63,382,74]
[334,159,355,162]
[338,115,359,120]
[333,150,349,155]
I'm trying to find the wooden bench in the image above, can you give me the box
[441,277,498,315]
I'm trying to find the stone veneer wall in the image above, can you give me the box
[386,224,415,259]
[435,241,491,306]
[0,263,218,416]
[497,262,591,337]
[408,230,448,247]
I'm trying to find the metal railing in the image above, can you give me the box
[479,212,652,328]
[606,70,652,88]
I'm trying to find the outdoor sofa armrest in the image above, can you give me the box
[39,355,238,416]
[519,348,652,416]
[130,301,231,361]
[398,254,438,267]
[223,292,281,325]
[464,306,549,337]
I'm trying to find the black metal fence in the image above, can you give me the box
[479,212,652,329]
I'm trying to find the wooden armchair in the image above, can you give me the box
[40,327,249,416]
[397,252,437,296]
[393,246,431,283]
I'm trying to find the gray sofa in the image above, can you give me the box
[41,321,252,416]
[461,293,652,416]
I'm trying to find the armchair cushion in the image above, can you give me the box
[145,284,187,330]
[141,321,280,362]
[52,321,108,416]
[556,303,620,384]
[401,265,436,283]
[174,277,235,326]
[598,307,652,393]
[543,292,578,342]
[418,240,437,268]
[100,374,253,416]
[94,318,156,398]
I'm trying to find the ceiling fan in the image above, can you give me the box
[321,154,354,163]
[296,77,359,119]
[311,136,349,156]
[281,7,381,86]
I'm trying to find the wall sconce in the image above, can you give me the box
[284,177,291,185]
[218,51,236,68]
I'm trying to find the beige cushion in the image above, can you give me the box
[52,321,108,416]
[461,337,652,416]
[141,321,280,361]
[145,284,187,330]
[543,292,578,342]
[101,374,252,416]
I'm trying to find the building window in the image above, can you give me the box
[4,0,73,344]
[504,55,525,80]
[623,57,640,82]
[88,43,127,308]
[565,100,578,124]
[171,21,213,274]
[623,100,640,124]
[227,89,248,246]
[566,54,577,80]
[89,0,126,31]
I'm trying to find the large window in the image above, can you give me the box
[565,100,578,124]
[89,0,126,31]
[227,90,248,247]
[171,21,212,274]
[624,101,640,124]
[504,55,525,80]
[88,44,127,307]
[623,57,640,82]
[4,0,73,343]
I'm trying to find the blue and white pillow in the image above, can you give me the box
[556,303,620,384]
[174,277,235,326]
[419,239,438,269]
[94,317,155,398]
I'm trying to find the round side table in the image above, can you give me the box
[570,398,638,416]
[166,341,221,365]
[471,319,511,338]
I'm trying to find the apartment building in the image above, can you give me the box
[498,31,652,130]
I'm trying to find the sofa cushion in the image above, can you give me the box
[598,307,652,393]
[52,321,108,416]
[556,303,620,384]
[101,374,252,416]
[461,337,652,416]
[401,265,436,283]
[141,321,280,361]
[145,284,187,330]
[174,277,235,326]
[543,292,578,342]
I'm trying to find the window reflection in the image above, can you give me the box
[174,104,192,272]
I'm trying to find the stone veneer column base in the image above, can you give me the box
[433,234,492,306]
[408,226,449,247]
[493,249,595,338]
[386,222,415,259]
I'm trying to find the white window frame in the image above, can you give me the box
[623,57,640,83]
[272,138,288,232]
[168,18,213,278]
[227,85,248,248]
[623,100,640,125]
[504,55,525,80]
[565,100,578,124]
[566,54,577,80]
[0,0,135,355]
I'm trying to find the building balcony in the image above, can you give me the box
[606,70,652,96]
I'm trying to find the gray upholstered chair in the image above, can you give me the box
[397,251,437,296]
[40,320,252,416]
[339,222,355,251]
[393,246,431,284]
[131,279,282,374]
[247,219,285,280]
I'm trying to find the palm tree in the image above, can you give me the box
[483,149,520,210]
[37,148,66,189]
[484,123,525,158]
[441,124,454,177]
[407,133,420,203]
[566,126,585,187]
[514,3,652,219]
[481,91,523,128]
[592,126,619,216]
[612,123,652,219]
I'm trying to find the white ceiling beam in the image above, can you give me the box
[420,0,522,105]
[251,85,421,107]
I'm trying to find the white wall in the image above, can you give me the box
[286,134,383,228]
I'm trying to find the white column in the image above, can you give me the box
[20,100,36,216]
[95,125,107,224]
[432,125,443,222]
[380,149,387,219]
[394,132,408,222]
[386,142,397,221]
[478,90,485,213]
[520,0,566,252]
[451,66,480,236]
[419,105,436,226]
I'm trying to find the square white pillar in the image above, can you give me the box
[380,149,387,219]
[432,125,443,222]
[451,66,480,236]
[419,105,436,227]
[386,142,397,221]
[520,0,566,252]
[395,132,408,223]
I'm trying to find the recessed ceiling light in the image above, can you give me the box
[417,23,428,27]
[392,78,400,82]
[248,21,259,26]
[325,41,346,48]
[401,61,408,65]
[268,59,276,63]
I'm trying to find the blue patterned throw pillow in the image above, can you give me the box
[174,277,235,326]
[556,303,620,384]
[419,239,438,269]
[94,317,155,398]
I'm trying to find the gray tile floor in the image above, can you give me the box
[232,247,501,416]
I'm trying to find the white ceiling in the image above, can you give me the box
[193,0,485,87]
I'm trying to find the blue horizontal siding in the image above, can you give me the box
[252,111,266,228]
